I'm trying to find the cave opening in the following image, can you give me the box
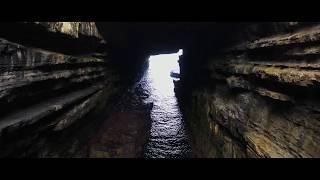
[136,49,192,158]
[145,49,183,96]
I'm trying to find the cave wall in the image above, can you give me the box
[0,22,123,157]
[179,22,320,158]
[1,22,319,158]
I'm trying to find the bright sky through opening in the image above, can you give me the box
[148,49,183,96]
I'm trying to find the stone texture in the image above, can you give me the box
[0,38,104,71]
[53,90,104,131]
[247,25,320,49]
[0,85,103,136]
[29,22,103,40]
[0,36,111,139]
[0,23,121,158]
[0,38,108,108]
[180,22,320,158]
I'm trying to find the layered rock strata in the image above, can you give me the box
[180,23,320,158]
[0,22,120,157]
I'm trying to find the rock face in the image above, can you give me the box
[0,22,105,55]
[1,22,319,158]
[0,22,121,157]
[28,22,104,40]
[179,22,320,158]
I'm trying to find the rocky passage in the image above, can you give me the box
[0,22,319,158]
[141,53,192,158]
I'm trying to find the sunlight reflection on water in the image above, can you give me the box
[140,49,191,158]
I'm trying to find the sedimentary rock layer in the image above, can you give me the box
[181,23,320,158]
[0,22,120,157]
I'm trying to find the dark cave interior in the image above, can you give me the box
[0,22,319,158]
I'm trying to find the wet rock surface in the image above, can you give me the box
[88,88,152,158]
